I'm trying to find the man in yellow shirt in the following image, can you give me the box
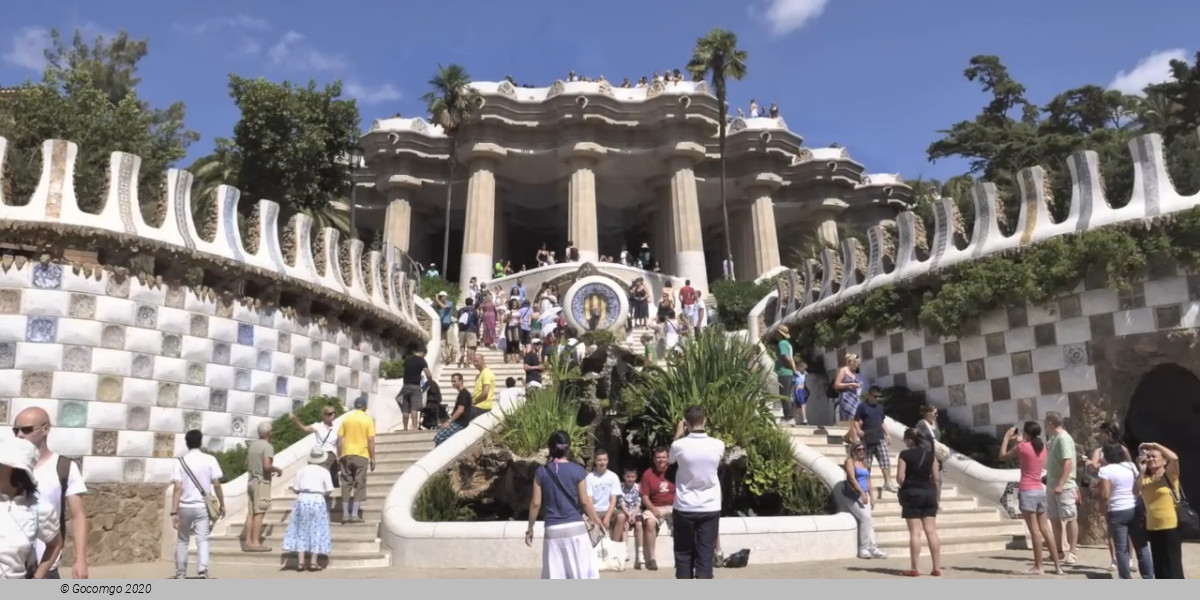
[472,353,496,415]
[336,397,375,524]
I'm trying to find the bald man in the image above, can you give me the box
[14,407,89,579]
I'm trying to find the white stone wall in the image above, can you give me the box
[0,136,432,485]
[820,267,1200,435]
[0,261,397,484]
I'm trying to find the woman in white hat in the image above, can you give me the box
[0,438,63,578]
[281,447,334,571]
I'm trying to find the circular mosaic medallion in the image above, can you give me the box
[563,276,630,334]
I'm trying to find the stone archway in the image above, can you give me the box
[1090,329,1200,543]
[1123,363,1200,515]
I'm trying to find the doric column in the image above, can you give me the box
[492,196,507,269]
[458,143,507,295]
[744,174,783,278]
[666,142,708,292]
[731,208,753,282]
[566,143,605,263]
[382,175,422,253]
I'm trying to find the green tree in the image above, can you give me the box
[688,28,748,280]
[421,64,481,273]
[0,28,196,218]
[226,75,361,226]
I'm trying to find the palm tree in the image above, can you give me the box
[421,64,481,275]
[688,28,748,281]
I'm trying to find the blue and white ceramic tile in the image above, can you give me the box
[0,342,15,369]
[256,351,271,371]
[254,394,269,416]
[25,317,58,343]
[58,400,88,428]
[237,323,254,346]
[31,262,63,290]
[274,376,287,395]
[234,369,251,391]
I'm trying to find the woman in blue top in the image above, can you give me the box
[835,442,886,559]
[525,431,604,579]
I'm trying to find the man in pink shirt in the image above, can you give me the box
[678,280,699,326]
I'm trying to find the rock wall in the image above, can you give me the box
[59,483,168,567]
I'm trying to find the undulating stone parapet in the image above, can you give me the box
[752,131,1200,335]
[0,137,427,345]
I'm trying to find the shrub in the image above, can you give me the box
[622,327,828,514]
[379,359,406,379]
[578,329,618,347]
[497,355,588,457]
[881,386,1013,469]
[211,395,345,481]
[414,472,475,522]
[710,279,773,327]
[420,276,460,303]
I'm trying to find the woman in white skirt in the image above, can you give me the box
[524,430,604,579]
[282,447,334,571]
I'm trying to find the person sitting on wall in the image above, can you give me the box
[434,374,473,446]
[639,447,676,571]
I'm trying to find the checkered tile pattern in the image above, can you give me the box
[823,269,1200,436]
[0,264,409,484]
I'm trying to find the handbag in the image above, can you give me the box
[178,456,222,522]
[1165,475,1200,537]
[544,464,605,547]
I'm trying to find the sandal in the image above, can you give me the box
[930,569,942,577]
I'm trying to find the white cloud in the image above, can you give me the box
[3,27,52,70]
[174,14,270,35]
[345,82,403,105]
[753,0,830,38]
[267,31,346,71]
[1109,49,1188,96]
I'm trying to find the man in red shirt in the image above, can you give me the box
[639,447,675,571]
[679,279,698,327]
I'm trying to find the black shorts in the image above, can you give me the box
[519,330,531,345]
[899,486,939,520]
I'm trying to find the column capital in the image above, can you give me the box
[658,141,706,167]
[737,172,784,196]
[561,141,607,167]
[456,142,508,166]
[381,174,423,197]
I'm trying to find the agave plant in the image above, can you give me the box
[496,352,588,457]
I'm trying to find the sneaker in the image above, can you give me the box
[197,571,209,579]
[869,549,888,559]
[1064,552,1078,565]
[883,483,899,493]
[858,551,874,559]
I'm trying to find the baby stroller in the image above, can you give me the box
[420,380,450,430]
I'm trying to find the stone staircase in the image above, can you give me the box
[434,342,529,396]
[786,425,1027,555]
[198,430,436,570]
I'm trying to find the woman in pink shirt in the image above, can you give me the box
[1000,421,1064,575]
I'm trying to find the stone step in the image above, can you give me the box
[872,519,1027,544]
[364,450,427,463]
[263,504,384,522]
[867,497,977,516]
[194,548,390,569]
[875,533,1025,555]
[869,487,962,503]
[227,520,379,538]
[871,506,997,526]
[208,533,382,554]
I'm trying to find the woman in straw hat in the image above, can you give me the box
[282,447,335,571]
[0,438,62,578]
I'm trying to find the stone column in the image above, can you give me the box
[566,143,605,263]
[744,174,783,278]
[458,143,507,295]
[731,208,753,282]
[382,176,422,253]
[666,142,708,292]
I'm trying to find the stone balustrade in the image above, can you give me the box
[749,132,1200,340]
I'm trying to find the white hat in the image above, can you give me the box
[437,291,448,298]
[641,243,649,248]
[0,438,39,487]
[307,446,328,465]
[531,337,543,345]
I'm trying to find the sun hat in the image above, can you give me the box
[307,446,327,465]
[778,325,790,337]
[0,438,39,487]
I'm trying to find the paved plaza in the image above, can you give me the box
[89,545,1197,579]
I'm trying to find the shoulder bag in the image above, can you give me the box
[1165,475,1200,537]
[543,464,605,547]
[179,456,222,522]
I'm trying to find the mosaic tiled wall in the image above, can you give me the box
[0,260,397,484]
[821,267,1200,436]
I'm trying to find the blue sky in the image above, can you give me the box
[1,0,1195,181]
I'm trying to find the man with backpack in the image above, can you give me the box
[13,407,89,579]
